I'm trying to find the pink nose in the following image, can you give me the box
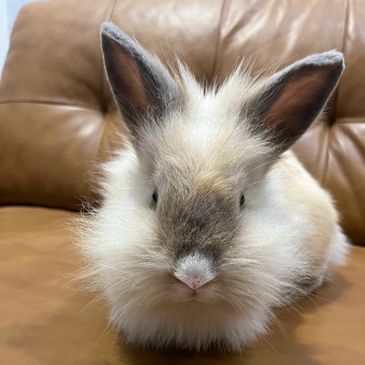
[175,274,213,290]
[174,253,216,291]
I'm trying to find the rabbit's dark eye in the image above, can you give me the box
[151,189,158,209]
[239,194,245,209]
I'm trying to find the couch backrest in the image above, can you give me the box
[0,0,364,245]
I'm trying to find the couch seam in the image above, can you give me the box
[320,0,349,186]
[0,99,101,111]
[330,0,349,125]
[93,0,119,160]
[99,0,119,111]
[210,0,229,81]
[84,0,120,204]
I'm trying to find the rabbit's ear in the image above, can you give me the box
[101,22,180,138]
[246,51,344,153]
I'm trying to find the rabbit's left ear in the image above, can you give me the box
[246,51,344,152]
[101,22,181,139]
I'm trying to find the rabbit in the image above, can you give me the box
[78,22,350,352]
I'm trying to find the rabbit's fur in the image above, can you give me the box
[78,23,349,352]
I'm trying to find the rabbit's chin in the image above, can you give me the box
[109,300,272,352]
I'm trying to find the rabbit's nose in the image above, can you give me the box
[175,274,213,290]
[174,253,216,291]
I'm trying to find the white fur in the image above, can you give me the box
[78,67,349,352]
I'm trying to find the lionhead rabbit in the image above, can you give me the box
[79,22,349,352]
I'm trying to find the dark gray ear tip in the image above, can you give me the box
[101,21,117,34]
[100,22,120,41]
[101,22,131,47]
[320,50,345,68]
[306,50,345,71]
[100,22,137,54]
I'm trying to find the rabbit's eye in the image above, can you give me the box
[151,189,158,209]
[239,194,245,208]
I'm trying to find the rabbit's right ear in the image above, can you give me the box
[245,51,344,154]
[101,22,181,139]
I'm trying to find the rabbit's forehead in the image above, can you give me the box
[154,129,261,189]
[144,83,274,191]
[153,95,271,178]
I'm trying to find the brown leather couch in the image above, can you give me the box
[1,1,364,364]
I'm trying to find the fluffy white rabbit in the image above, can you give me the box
[79,22,349,352]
